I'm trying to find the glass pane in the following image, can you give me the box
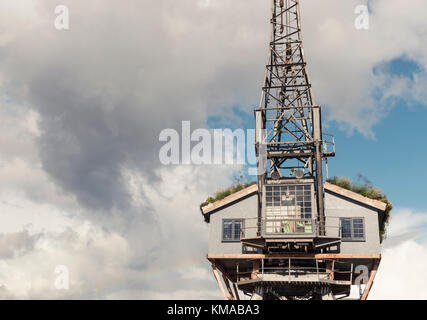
[353,219,364,238]
[341,219,352,239]
[233,221,241,241]
[223,221,233,241]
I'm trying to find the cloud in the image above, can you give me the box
[371,240,427,300]
[370,208,427,299]
[2,0,427,211]
[0,0,268,212]
[0,231,40,259]
[301,0,427,135]
[0,222,132,299]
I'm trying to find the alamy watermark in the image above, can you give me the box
[159,121,267,176]
[54,265,69,290]
[54,5,70,30]
[355,5,369,30]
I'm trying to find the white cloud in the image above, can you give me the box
[301,0,427,134]
[370,208,427,299]
[0,222,132,299]
[371,240,427,300]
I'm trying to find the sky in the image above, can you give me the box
[0,0,427,299]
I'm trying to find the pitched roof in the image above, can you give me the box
[201,181,387,217]
[324,182,387,212]
[201,184,258,215]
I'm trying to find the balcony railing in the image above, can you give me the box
[240,216,342,239]
[323,133,335,156]
[264,218,315,236]
[236,258,354,284]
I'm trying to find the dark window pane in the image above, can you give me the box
[341,219,352,239]
[234,222,241,240]
[223,221,233,241]
[353,218,364,238]
[282,200,295,206]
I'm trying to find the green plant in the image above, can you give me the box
[200,181,256,222]
[327,176,392,243]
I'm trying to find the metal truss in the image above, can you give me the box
[256,0,335,234]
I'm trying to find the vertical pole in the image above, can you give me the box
[316,259,319,280]
[326,260,333,280]
[262,259,264,278]
[332,260,335,280]
[313,106,325,236]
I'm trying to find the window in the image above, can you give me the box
[340,218,365,241]
[222,219,243,242]
[265,184,312,219]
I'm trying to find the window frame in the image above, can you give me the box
[340,217,366,242]
[264,184,313,220]
[222,219,244,243]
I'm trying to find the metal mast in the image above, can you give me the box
[255,0,333,235]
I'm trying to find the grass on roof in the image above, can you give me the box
[200,181,256,223]
[327,176,392,243]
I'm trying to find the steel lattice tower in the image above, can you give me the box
[255,0,334,235]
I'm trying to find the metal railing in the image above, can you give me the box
[236,258,354,284]
[323,133,335,155]
[240,216,343,239]
[264,218,315,236]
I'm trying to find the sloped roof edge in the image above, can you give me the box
[202,184,258,215]
[202,182,387,216]
[324,182,387,212]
